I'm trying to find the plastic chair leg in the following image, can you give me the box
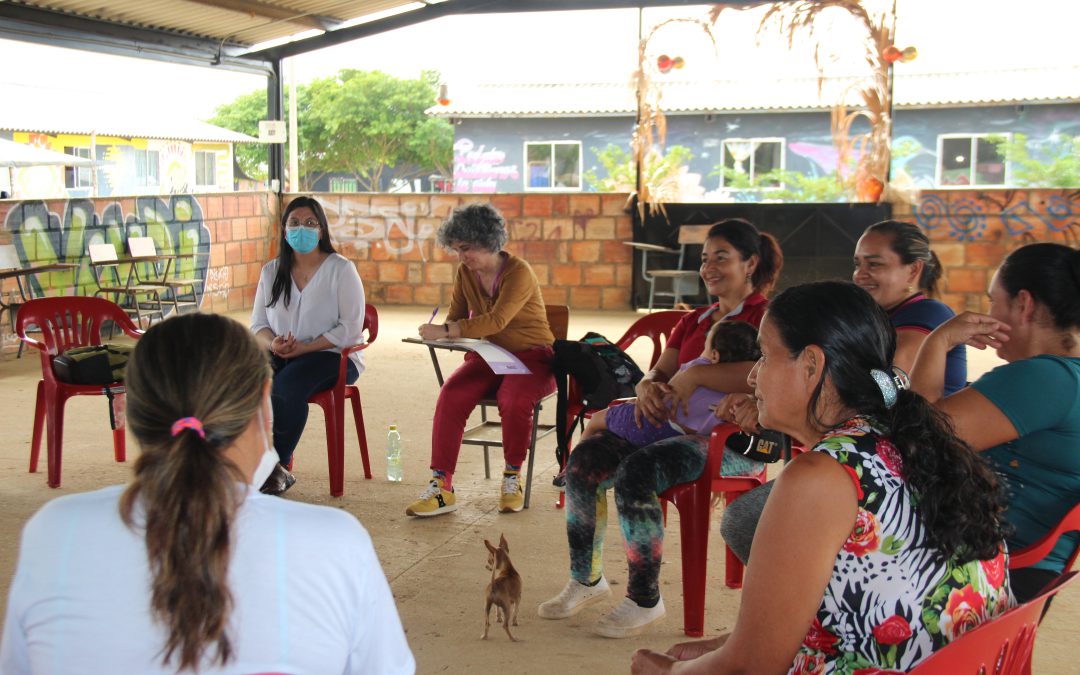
[29,380,44,473]
[348,392,372,479]
[723,492,747,589]
[112,427,126,463]
[320,395,344,498]
[674,485,712,638]
[44,388,67,488]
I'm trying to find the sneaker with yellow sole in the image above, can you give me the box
[498,471,524,513]
[405,477,457,517]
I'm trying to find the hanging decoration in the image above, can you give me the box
[436,83,451,106]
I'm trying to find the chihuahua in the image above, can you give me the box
[482,534,522,641]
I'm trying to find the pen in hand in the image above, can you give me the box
[428,306,439,324]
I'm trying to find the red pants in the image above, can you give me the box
[431,346,556,473]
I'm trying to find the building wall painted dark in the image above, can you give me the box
[451,102,1080,197]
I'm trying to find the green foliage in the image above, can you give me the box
[991,133,1080,188]
[711,166,849,202]
[584,144,694,193]
[208,70,453,191]
[303,69,452,191]
[209,89,280,182]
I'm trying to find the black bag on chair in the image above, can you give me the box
[53,344,133,385]
[551,332,644,468]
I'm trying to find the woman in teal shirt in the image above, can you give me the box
[911,242,1080,601]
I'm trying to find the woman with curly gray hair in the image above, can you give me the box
[407,203,555,517]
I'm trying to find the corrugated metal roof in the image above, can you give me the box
[0,84,258,142]
[429,66,1080,117]
[5,0,424,50]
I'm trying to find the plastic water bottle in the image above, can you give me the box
[386,425,403,482]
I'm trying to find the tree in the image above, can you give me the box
[208,70,452,191]
[585,143,697,201]
[302,69,452,191]
[992,133,1080,188]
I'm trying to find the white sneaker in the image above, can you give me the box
[591,596,666,638]
[537,577,611,619]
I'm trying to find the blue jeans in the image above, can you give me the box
[270,351,358,465]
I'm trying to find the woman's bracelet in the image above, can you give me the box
[444,323,450,336]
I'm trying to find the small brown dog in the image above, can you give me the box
[482,533,522,641]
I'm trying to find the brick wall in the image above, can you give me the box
[895,188,1079,312]
[298,192,635,311]
[0,192,275,358]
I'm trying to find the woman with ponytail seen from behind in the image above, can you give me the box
[632,281,1012,674]
[0,313,413,674]
[910,242,1080,602]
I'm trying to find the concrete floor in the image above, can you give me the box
[0,305,1075,674]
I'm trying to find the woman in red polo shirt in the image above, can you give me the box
[538,218,783,638]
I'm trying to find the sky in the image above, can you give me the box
[0,0,1076,122]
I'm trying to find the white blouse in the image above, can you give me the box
[250,253,366,374]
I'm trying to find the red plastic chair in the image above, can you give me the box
[304,303,377,497]
[557,310,688,508]
[659,422,767,637]
[1008,501,1080,572]
[909,571,1077,674]
[16,296,142,488]
[564,309,687,437]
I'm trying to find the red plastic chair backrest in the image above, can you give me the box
[615,310,687,370]
[362,303,378,345]
[909,571,1077,674]
[1009,501,1080,571]
[15,296,137,356]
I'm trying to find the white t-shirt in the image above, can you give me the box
[1,485,414,675]
[250,253,367,374]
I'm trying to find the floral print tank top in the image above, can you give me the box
[789,417,1014,674]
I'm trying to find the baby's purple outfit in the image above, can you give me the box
[604,357,727,447]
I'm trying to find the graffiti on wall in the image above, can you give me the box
[322,199,435,260]
[3,195,211,305]
[914,190,1080,242]
[452,139,520,193]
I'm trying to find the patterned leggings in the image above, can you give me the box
[564,430,709,606]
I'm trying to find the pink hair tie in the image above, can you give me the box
[170,417,206,439]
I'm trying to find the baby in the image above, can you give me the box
[582,320,761,447]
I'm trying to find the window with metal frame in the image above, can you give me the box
[719,138,785,189]
[195,151,217,187]
[936,133,1009,187]
[134,149,160,187]
[524,141,582,191]
[63,147,92,188]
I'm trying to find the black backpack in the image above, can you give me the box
[552,332,644,467]
[53,344,133,385]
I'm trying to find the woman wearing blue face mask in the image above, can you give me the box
[250,196,366,495]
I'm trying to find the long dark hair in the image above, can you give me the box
[864,219,943,296]
[269,196,336,308]
[706,218,784,295]
[120,313,270,670]
[768,280,1009,561]
[999,243,1080,338]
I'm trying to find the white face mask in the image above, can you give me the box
[251,407,279,488]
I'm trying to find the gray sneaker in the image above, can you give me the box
[537,577,611,619]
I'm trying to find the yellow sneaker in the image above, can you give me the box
[405,478,457,517]
[499,471,524,513]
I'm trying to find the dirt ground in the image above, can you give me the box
[0,305,1076,674]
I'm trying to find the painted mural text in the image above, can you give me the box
[453,139,520,193]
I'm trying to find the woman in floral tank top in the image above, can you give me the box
[632,281,1013,675]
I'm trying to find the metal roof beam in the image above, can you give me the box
[247,0,727,60]
[0,2,274,76]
